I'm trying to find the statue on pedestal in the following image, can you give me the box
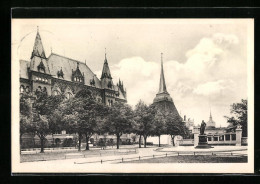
[195,120,212,149]
[200,120,206,135]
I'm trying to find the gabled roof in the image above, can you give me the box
[47,53,101,88]
[29,56,51,75]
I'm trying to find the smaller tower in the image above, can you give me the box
[100,49,113,89]
[207,109,216,128]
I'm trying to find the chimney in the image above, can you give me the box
[184,115,186,121]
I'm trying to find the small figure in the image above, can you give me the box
[200,120,206,135]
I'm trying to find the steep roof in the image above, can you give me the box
[114,85,126,100]
[31,27,46,59]
[47,53,102,88]
[20,60,30,79]
[101,53,112,79]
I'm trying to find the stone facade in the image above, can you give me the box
[20,28,128,148]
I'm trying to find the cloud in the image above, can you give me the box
[95,32,247,126]
[193,79,236,96]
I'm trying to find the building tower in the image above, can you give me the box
[100,49,115,106]
[29,26,52,95]
[206,109,216,128]
[152,53,181,119]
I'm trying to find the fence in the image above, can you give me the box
[74,149,247,164]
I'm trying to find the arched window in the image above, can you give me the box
[66,92,73,99]
[42,87,47,95]
[111,100,113,106]
[25,86,30,93]
[20,85,24,93]
[53,90,60,96]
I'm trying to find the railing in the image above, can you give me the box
[74,149,247,164]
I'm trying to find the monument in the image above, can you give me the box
[195,120,212,149]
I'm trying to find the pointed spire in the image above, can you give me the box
[104,48,107,63]
[77,62,79,69]
[158,53,168,94]
[101,48,112,79]
[31,26,46,59]
[209,108,213,120]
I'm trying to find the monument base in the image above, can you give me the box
[195,135,213,149]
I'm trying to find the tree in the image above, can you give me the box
[32,92,65,153]
[225,99,247,137]
[20,93,34,153]
[133,100,156,148]
[152,111,166,147]
[105,102,133,149]
[165,113,189,146]
[59,89,108,151]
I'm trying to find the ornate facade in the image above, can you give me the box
[20,28,127,106]
[19,28,128,148]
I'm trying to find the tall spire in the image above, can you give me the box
[209,109,212,120]
[158,53,168,94]
[101,48,112,79]
[31,26,46,59]
[104,48,107,63]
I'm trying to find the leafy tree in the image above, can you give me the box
[105,102,133,149]
[20,93,35,153]
[59,89,108,151]
[165,113,189,146]
[152,111,166,147]
[133,100,156,148]
[32,92,65,153]
[225,99,247,137]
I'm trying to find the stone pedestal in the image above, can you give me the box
[194,133,199,147]
[195,135,212,149]
[236,126,242,146]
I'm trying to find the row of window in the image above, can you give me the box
[207,134,236,141]
[20,85,30,93]
[35,77,48,83]
[53,90,73,99]
[108,99,113,106]
[74,77,83,83]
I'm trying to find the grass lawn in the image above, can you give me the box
[123,155,248,163]
[21,148,137,162]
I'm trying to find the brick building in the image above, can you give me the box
[19,27,128,148]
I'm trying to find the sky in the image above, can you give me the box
[12,19,252,127]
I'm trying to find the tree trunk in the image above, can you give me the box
[40,136,44,153]
[144,135,147,148]
[158,135,161,147]
[171,135,175,146]
[116,134,120,149]
[85,135,89,150]
[78,133,82,151]
[139,135,142,148]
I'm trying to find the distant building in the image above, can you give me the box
[192,111,238,144]
[147,53,182,145]
[152,53,181,120]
